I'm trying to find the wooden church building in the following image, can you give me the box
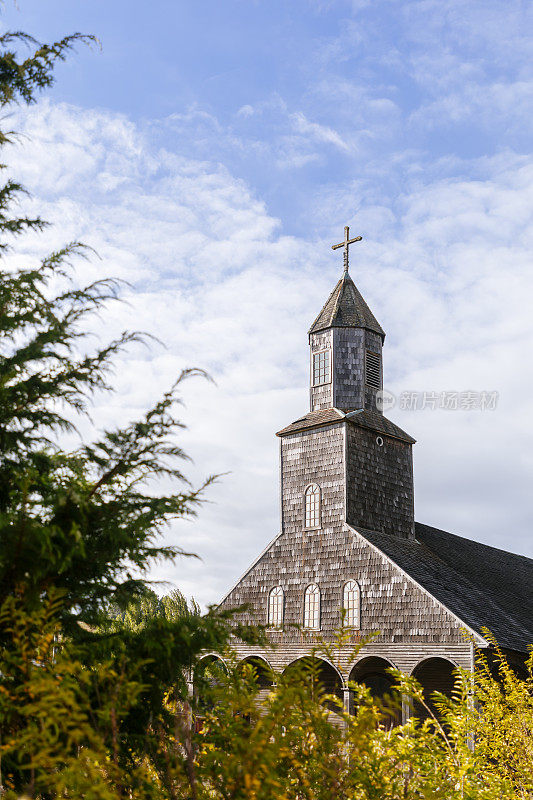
[217,228,533,716]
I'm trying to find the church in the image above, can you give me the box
[217,227,533,717]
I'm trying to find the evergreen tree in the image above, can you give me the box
[0,21,255,796]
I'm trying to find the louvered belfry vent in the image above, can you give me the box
[365,350,381,389]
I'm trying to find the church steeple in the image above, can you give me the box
[309,271,385,339]
[308,229,385,414]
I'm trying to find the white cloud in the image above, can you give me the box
[6,99,533,609]
[303,0,532,155]
[410,80,533,134]
[236,104,255,118]
[290,112,350,152]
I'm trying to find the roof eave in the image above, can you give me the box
[308,320,386,340]
[276,409,345,437]
[276,409,415,442]
[344,411,416,444]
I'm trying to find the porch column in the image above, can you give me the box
[401,693,410,724]
[343,687,354,715]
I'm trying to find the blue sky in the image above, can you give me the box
[9,0,532,237]
[3,1,533,605]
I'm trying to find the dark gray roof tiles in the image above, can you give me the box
[309,272,385,338]
[277,408,344,436]
[356,523,533,653]
[345,409,416,444]
[277,407,415,444]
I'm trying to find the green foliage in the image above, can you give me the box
[0,30,94,235]
[186,636,533,800]
[0,589,142,799]
[0,31,95,108]
[0,14,255,796]
[107,588,201,633]
[466,632,533,797]
[5,595,533,799]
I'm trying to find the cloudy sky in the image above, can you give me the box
[3,0,533,607]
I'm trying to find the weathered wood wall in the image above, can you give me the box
[220,514,474,646]
[345,423,415,539]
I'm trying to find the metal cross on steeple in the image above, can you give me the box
[331,225,362,274]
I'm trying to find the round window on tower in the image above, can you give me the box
[376,436,384,447]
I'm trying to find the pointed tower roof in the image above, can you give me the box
[309,271,385,339]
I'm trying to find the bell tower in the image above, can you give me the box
[308,227,385,413]
[277,224,415,541]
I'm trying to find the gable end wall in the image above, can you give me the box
[219,523,470,645]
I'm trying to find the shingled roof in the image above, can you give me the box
[277,407,415,443]
[309,272,385,338]
[356,523,533,653]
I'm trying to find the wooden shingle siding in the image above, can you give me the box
[332,327,366,411]
[308,272,385,340]
[345,423,415,539]
[312,327,384,415]
[223,540,476,679]
[220,486,469,647]
[221,407,462,662]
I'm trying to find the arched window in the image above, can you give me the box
[342,580,361,628]
[304,484,321,529]
[268,586,284,628]
[303,584,321,629]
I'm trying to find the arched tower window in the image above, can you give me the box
[303,584,321,629]
[342,580,361,628]
[268,586,284,628]
[304,484,321,529]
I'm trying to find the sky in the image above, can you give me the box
[2,0,533,607]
